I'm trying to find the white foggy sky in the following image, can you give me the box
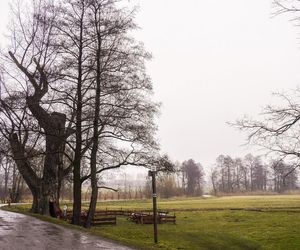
[1,0,300,169]
[132,0,300,168]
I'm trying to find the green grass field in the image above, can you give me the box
[3,195,300,250]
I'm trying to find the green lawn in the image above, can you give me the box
[3,195,300,250]
[88,195,300,211]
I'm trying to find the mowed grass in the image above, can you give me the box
[84,194,300,211]
[95,210,300,250]
[3,195,300,250]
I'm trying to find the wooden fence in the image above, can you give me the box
[65,209,176,225]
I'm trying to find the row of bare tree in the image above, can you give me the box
[210,154,298,194]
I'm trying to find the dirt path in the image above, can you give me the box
[0,206,134,250]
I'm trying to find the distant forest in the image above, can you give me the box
[1,153,298,203]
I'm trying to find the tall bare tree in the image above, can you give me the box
[0,0,74,215]
[234,90,300,177]
[1,0,168,224]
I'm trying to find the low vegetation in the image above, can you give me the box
[3,195,300,249]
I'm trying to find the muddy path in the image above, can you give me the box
[0,206,134,250]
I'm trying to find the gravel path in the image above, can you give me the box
[0,205,134,250]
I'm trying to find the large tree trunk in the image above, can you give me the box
[27,94,66,215]
[9,122,66,215]
[40,112,66,215]
[31,187,42,213]
[9,52,69,215]
[9,133,42,211]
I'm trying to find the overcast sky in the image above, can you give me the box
[1,0,300,169]
[132,0,300,168]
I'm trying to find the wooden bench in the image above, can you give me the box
[159,214,176,224]
[128,212,176,224]
[92,216,116,226]
[64,211,116,226]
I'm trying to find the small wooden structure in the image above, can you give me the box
[92,216,116,226]
[128,212,176,224]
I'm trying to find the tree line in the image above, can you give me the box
[1,152,299,204]
[211,154,298,195]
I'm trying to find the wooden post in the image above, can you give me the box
[150,169,158,244]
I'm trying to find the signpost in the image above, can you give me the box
[149,166,158,244]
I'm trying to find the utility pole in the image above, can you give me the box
[149,166,158,244]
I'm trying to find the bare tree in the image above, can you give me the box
[1,0,170,225]
[233,90,300,178]
[181,159,204,196]
[270,160,298,192]
[0,78,42,211]
[0,0,74,215]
